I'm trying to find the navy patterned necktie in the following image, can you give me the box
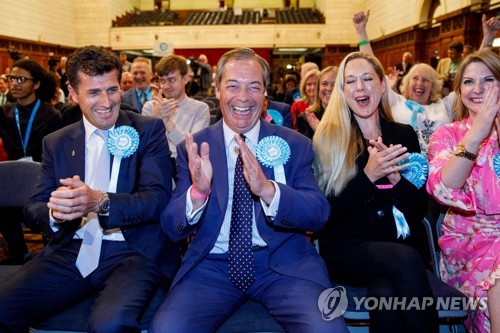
[228,136,255,292]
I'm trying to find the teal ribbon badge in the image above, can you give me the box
[256,136,291,184]
[266,109,284,126]
[494,153,500,178]
[398,153,428,189]
[107,126,140,191]
[405,100,424,131]
[393,153,428,239]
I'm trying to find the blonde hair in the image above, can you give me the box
[400,63,442,103]
[298,69,319,105]
[452,51,500,121]
[313,52,393,196]
[308,66,338,114]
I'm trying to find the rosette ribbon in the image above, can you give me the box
[494,153,500,178]
[405,100,424,131]
[266,109,284,126]
[107,126,140,191]
[392,153,428,239]
[256,136,291,184]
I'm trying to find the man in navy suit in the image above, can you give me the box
[0,45,180,332]
[150,48,347,332]
[121,57,155,113]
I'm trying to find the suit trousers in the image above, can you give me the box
[0,239,165,333]
[323,241,439,333]
[150,248,348,333]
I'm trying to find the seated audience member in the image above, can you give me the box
[313,51,439,333]
[142,54,210,176]
[0,75,15,105]
[298,66,337,139]
[275,74,297,102]
[0,59,62,265]
[291,69,319,130]
[462,44,474,58]
[120,71,134,92]
[121,57,155,113]
[283,62,319,105]
[0,45,180,332]
[395,51,413,77]
[353,11,499,156]
[426,51,499,333]
[150,47,348,333]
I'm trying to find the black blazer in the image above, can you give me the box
[319,118,428,257]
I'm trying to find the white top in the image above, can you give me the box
[142,96,210,158]
[387,87,455,156]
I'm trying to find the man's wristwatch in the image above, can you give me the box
[453,143,477,161]
[98,191,110,215]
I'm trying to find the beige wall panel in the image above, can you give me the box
[0,0,76,46]
[322,0,365,44]
[274,25,326,47]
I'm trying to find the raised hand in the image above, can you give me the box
[352,10,370,33]
[364,137,409,184]
[467,84,500,144]
[185,132,212,204]
[234,134,276,204]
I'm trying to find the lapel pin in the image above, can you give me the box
[72,150,75,157]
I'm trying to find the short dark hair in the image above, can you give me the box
[66,45,121,92]
[448,41,464,54]
[156,54,189,77]
[11,59,57,103]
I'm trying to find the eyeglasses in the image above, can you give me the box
[6,75,34,85]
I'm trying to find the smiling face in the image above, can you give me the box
[159,69,188,100]
[131,61,152,91]
[305,75,318,101]
[319,70,335,107]
[459,61,498,119]
[216,58,266,134]
[408,69,433,105]
[343,58,386,121]
[69,69,121,130]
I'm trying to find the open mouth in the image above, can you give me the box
[233,106,251,115]
[95,108,112,115]
[355,96,369,106]
[470,97,483,103]
[413,88,425,96]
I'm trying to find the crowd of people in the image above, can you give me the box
[0,8,498,333]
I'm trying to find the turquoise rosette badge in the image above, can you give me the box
[106,126,140,192]
[397,153,428,189]
[494,153,500,178]
[107,126,139,158]
[266,109,284,126]
[256,136,291,184]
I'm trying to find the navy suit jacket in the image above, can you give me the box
[24,111,180,278]
[121,89,142,113]
[162,120,331,288]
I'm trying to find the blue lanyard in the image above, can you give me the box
[14,99,41,156]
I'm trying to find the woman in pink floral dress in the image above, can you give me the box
[427,51,499,332]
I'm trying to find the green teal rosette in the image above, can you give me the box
[494,153,500,178]
[107,126,139,158]
[256,136,291,184]
[107,126,140,192]
[266,109,284,126]
[397,152,428,189]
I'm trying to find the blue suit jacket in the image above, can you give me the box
[24,111,180,278]
[121,89,142,113]
[162,120,331,288]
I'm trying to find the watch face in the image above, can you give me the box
[100,200,110,213]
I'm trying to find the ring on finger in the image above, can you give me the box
[392,165,398,174]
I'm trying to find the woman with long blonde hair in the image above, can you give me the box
[313,51,438,333]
